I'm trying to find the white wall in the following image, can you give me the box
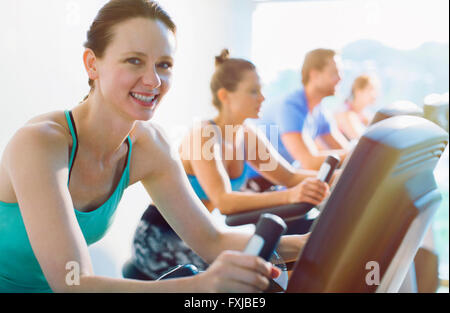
[0,0,255,278]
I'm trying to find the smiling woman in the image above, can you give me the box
[82,7,176,121]
[0,0,312,293]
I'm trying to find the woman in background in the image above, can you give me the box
[131,49,329,280]
[335,74,378,140]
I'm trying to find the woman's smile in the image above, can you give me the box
[129,91,159,109]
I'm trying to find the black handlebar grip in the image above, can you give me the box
[243,213,287,261]
[316,154,340,183]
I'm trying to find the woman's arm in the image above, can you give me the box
[138,124,251,260]
[137,125,283,292]
[140,160,281,292]
[182,126,327,215]
[7,121,283,293]
[136,124,307,261]
[5,123,94,292]
[3,123,210,292]
[137,125,308,276]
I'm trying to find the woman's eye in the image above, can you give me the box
[127,58,142,65]
[158,61,173,70]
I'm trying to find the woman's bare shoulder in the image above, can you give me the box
[7,110,72,152]
[1,111,72,187]
[25,110,67,124]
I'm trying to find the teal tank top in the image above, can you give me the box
[0,110,132,292]
[187,163,249,200]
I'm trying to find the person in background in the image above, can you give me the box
[130,49,330,280]
[246,48,350,191]
[335,74,378,141]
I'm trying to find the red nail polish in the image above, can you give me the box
[271,267,281,279]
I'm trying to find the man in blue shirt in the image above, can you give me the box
[247,49,349,187]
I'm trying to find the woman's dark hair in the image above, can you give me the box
[83,0,176,93]
[210,49,256,110]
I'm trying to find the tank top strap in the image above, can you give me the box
[125,136,132,163]
[124,135,132,185]
[64,110,79,184]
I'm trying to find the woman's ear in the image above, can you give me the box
[217,87,229,105]
[83,48,99,81]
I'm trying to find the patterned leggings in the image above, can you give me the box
[131,204,209,280]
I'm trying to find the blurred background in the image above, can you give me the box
[0,0,448,291]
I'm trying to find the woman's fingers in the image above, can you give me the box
[305,178,329,192]
[295,178,329,203]
[303,187,326,202]
[205,251,279,292]
[271,266,282,279]
[225,250,272,277]
[224,263,270,291]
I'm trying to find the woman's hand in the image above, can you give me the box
[194,250,281,293]
[287,177,329,205]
